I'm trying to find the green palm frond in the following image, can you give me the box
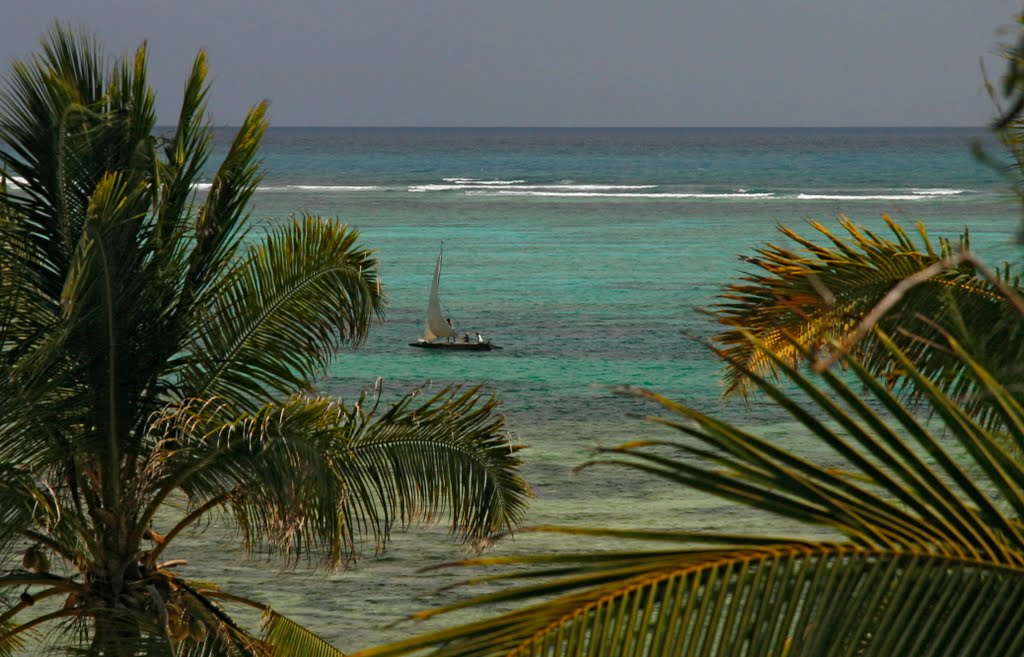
[353,331,1024,657]
[183,102,267,299]
[712,215,1024,421]
[0,25,527,655]
[181,215,385,407]
[152,52,211,250]
[331,384,530,546]
[0,207,58,359]
[0,25,157,297]
[139,386,528,570]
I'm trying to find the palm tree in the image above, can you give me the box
[0,26,529,656]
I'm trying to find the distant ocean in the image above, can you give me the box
[188,128,1016,649]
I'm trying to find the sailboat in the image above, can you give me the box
[409,244,498,351]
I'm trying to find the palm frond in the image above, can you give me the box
[353,544,1024,657]
[180,216,385,407]
[354,331,1024,656]
[330,384,530,549]
[138,386,528,570]
[262,610,345,657]
[0,619,24,657]
[152,51,211,253]
[168,582,266,657]
[183,102,267,299]
[0,203,60,359]
[0,24,158,298]
[712,216,1024,424]
[0,465,46,560]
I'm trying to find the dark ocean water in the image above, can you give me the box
[188,127,1016,650]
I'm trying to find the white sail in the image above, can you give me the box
[423,245,456,341]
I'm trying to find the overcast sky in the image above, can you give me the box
[0,1,1018,127]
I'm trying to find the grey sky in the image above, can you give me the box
[0,0,1017,127]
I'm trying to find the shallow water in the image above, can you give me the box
[172,127,1018,650]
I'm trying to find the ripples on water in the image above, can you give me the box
[178,127,1015,650]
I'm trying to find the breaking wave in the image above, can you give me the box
[182,175,971,203]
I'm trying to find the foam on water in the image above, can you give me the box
[472,190,775,199]
[403,178,975,202]
[911,188,967,196]
[259,184,383,192]
[795,190,965,201]
[409,184,476,192]
[192,178,972,203]
[796,193,925,201]
[442,177,526,185]
[516,183,659,190]
[155,127,1012,650]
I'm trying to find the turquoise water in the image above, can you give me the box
[192,127,1018,649]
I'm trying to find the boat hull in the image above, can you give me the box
[409,341,499,351]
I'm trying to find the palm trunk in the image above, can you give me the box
[90,609,143,657]
[89,549,147,656]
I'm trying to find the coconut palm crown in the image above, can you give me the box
[0,26,529,656]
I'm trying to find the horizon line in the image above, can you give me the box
[184,124,990,130]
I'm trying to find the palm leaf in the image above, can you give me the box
[0,198,59,359]
[182,102,267,300]
[180,216,385,407]
[330,384,530,547]
[354,544,1024,657]
[0,25,158,299]
[151,51,211,253]
[137,386,528,570]
[262,610,345,657]
[0,466,46,562]
[352,332,1024,656]
[712,215,1024,426]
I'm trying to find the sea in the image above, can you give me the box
[187,127,1017,650]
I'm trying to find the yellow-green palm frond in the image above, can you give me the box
[261,610,345,657]
[712,216,1024,425]
[353,331,1024,657]
[355,542,1024,657]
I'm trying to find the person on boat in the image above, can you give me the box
[462,333,470,343]
[446,317,455,343]
[476,332,485,343]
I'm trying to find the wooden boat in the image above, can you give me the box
[409,244,499,351]
[409,340,496,351]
